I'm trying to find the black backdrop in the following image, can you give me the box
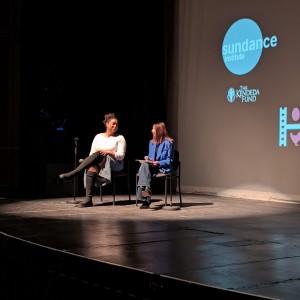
[19,1,168,197]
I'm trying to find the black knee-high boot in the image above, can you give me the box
[78,171,96,208]
[59,152,106,180]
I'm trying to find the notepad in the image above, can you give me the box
[135,159,153,164]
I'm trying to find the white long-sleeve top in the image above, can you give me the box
[89,133,126,161]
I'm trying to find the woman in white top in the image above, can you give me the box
[58,113,126,207]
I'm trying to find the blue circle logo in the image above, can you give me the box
[222,18,263,75]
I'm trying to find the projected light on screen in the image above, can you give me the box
[222,18,277,75]
[279,107,300,147]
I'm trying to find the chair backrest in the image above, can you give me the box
[172,149,180,172]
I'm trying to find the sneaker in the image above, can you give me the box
[142,187,151,198]
[140,201,150,209]
[77,201,93,208]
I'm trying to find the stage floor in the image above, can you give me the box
[1,193,300,299]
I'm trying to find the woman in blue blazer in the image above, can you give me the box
[137,122,174,209]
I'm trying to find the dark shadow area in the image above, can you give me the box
[0,225,270,299]
[16,0,168,199]
[94,198,133,207]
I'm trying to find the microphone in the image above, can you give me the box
[74,137,79,141]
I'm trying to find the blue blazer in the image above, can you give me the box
[147,140,174,174]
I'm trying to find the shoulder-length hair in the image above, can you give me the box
[152,122,174,144]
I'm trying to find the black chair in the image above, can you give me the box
[135,149,182,208]
[99,158,131,206]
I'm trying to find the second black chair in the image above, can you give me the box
[135,149,182,208]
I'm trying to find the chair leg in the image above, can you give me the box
[112,177,116,206]
[127,174,131,202]
[99,186,103,202]
[164,176,168,206]
[169,174,172,206]
[136,174,138,206]
[178,177,182,207]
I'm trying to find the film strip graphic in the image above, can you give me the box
[279,107,300,147]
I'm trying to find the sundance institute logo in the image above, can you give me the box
[222,18,278,76]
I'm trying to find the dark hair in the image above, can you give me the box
[103,113,117,125]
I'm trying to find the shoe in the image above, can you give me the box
[140,201,150,209]
[77,201,93,208]
[57,175,64,183]
[58,174,73,183]
[142,187,151,198]
[66,199,83,204]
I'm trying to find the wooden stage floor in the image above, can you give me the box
[1,193,300,299]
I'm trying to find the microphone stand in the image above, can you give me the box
[74,137,79,200]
